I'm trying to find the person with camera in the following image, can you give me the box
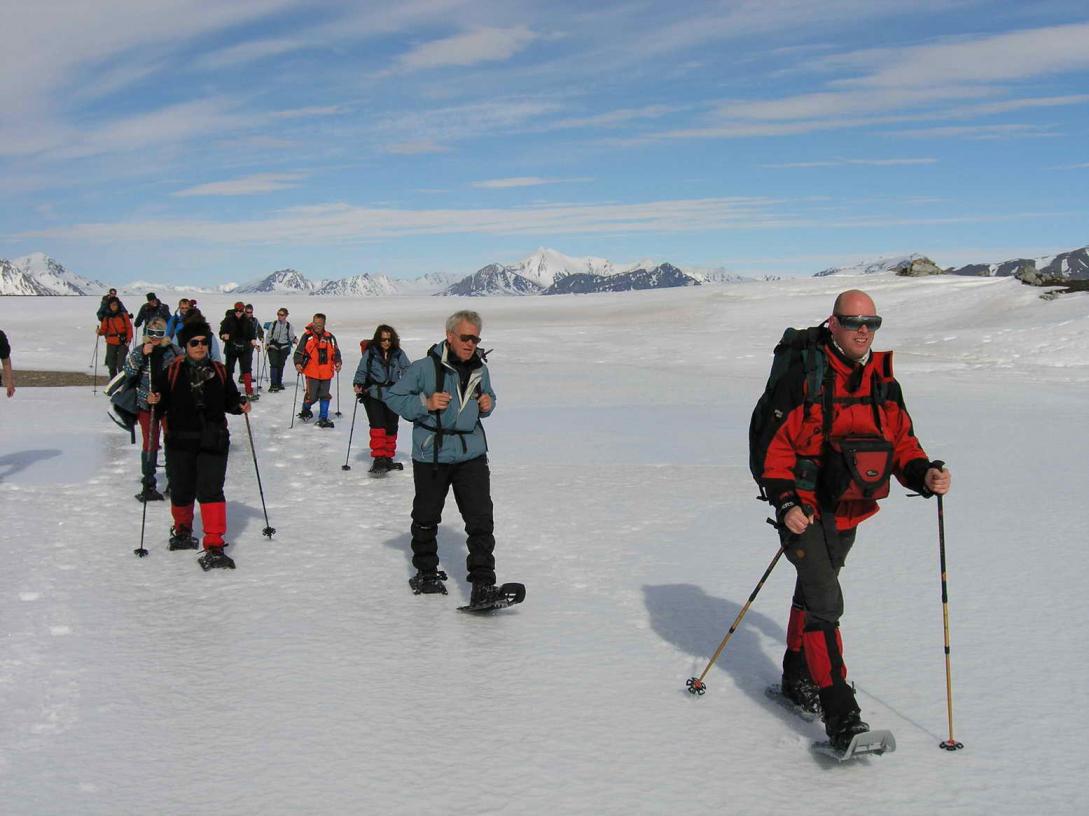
[123,316,182,502]
[292,313,341,428]
[147,320,251,569]
[219,301,260,399]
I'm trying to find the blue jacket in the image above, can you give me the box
[383,342,495,465]
[166,311,186,339]
[353,344,411,400]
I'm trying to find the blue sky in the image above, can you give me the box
[2,0,1088,285]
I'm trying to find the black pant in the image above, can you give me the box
[166,446,228,506]
[363,393,399,434]
[410,456,495,584]
[781,523,857,626]
[224,346,253,379]
[105,343,128,378]
[267,345,290,387]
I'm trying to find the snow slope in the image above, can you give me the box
[1,276,1087,815]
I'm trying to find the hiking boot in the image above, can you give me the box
[168,525,199,551]
[386,458,404,471]
[369,457,389,474]
[470,580,502,608]
[819,684,869,752]
[781,649,822,716]
[410,570,447,595]
[297,408,313,420]
[135,486,164,502]
[198,546,236,571]
[316,418,335,428]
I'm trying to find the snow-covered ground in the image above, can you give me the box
[1,275,1087,815]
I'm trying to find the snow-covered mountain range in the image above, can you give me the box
[946,245,1089,284]
[0,253,104,296]
[814,253,942,278]
[233,268,320,294]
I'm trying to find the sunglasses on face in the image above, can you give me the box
[187,337,210,347]
[379,337,392,343]
[834,314,883,332]
[146,329,166,338]
[245,310,253,314]
[457,334,482,345]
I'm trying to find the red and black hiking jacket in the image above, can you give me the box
[759,342,933,531]
[153,357,243,452]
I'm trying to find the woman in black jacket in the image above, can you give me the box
[148,320,251,570]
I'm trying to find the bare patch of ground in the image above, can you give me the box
[11,370,111,387]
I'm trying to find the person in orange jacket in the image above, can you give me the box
[97,296,133,378]
[292,313,342,428]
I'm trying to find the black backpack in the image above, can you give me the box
[748,325,829,499]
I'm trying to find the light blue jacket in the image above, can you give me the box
[353,345,411,400]
[383,342,495,465]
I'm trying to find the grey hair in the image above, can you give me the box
[446,310,482,334]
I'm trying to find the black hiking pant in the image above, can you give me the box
[363,393,399,435]
[224,345,253,379]
[781,522,857,626]
[166,446,229,507]
[410,455,495,584]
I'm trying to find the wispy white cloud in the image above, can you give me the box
[761,158,938,168]
[192,37,306,71]
[892,123,1059,140]
[19,196,1063,246]
[172,173,307,197]
[373,98,566,145]
[551,105,681,130]
[384,140,452,155]
[471,177,592,189]
[389,26,538,73]
[271,106,346,119]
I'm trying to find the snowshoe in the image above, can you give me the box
[409,570,448,595]
[459,581,526,612]
[135,487,165,502]
[765,684,820,722]
[813,729,896,761]
[198,546,236,571]
[316,418,335,429]
[297,408,313,421]
[369,457,390,475]
[168,525,199,551]
[386,459,404,471]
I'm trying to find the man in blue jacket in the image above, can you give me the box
[384,310,502,603]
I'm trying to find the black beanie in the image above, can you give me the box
[177,320,212,348]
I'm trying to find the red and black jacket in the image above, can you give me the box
[760,341,933,530]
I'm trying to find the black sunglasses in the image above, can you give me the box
[457,334,482,345]
[187,337,210,347]
[146,329,166,338]
[834,314,882,331]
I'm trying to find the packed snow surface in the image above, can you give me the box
[1,274,1087,815]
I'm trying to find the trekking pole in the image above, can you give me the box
[92,336,101,394]
[89,335,100,368]
[242,402,276,539]
[335,370,342,417]
[687,545,786,695]
[933,468,964,751]
[134,405,154,557]
[289,372,301,429]
[341,394,360,470]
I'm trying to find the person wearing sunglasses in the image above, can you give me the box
[147,320,251,569]
[756,288,951,752]
[123,316,182,502]
[353,324,411,473]
[292,313,342,427]
[384,310,511,606]
[219,301,260,400]
[264,308,297,392]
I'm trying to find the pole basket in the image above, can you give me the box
[262,526,276,539]
[686,677,706,696]
[939,739,964,751]
[134,547,149,558]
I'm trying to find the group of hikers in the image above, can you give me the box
[7,284,953,753]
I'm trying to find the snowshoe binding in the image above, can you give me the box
[198,546,236,571]
[297,408,313,421]
[409,569,448,595]
[458,581,526,612]
[168,525,200,551]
